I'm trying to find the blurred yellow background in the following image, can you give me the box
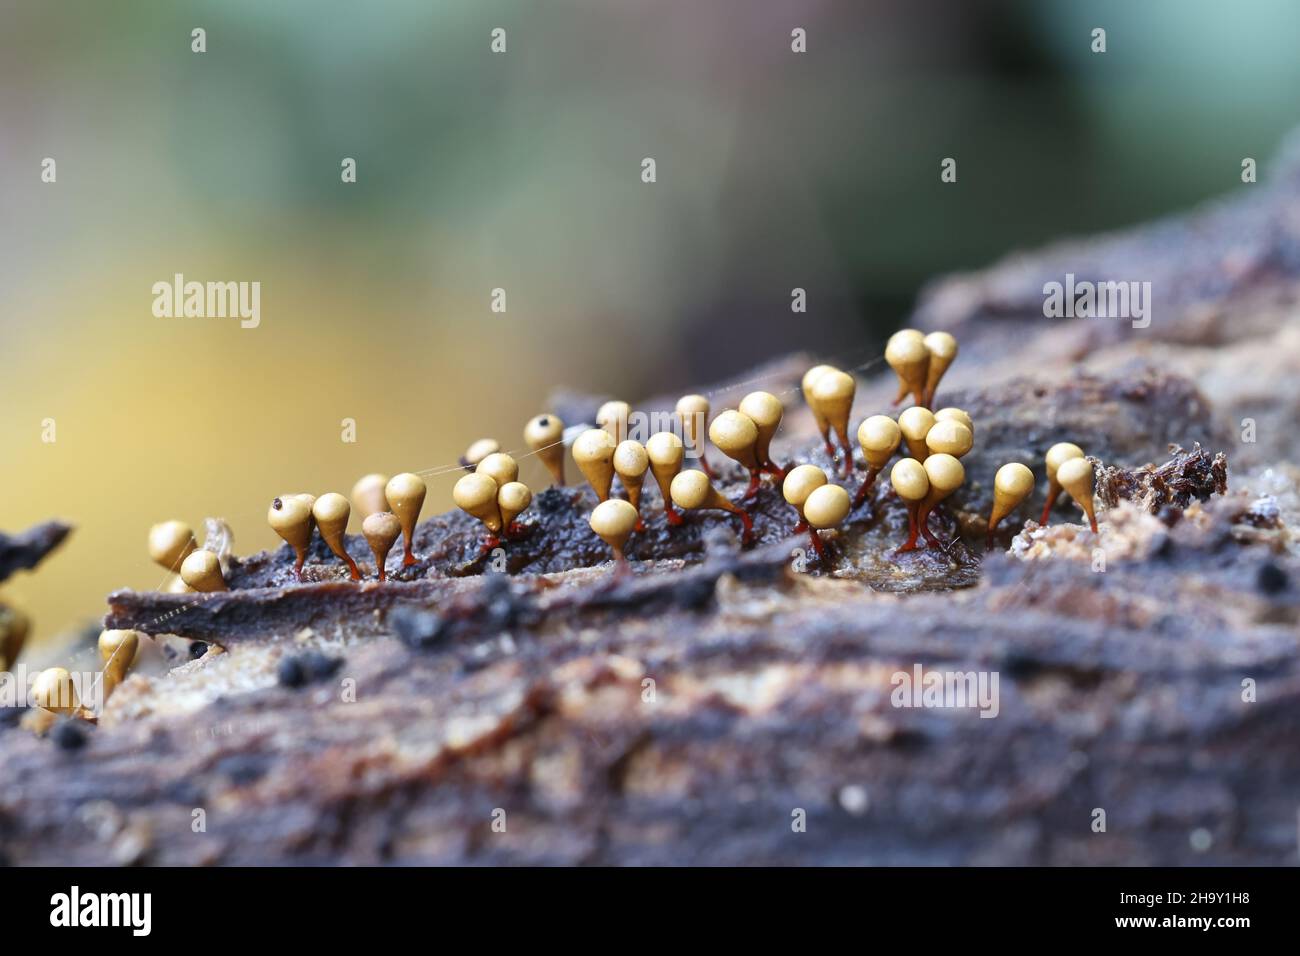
[4,0,1300,645]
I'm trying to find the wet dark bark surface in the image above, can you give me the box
[4,161,1300,866]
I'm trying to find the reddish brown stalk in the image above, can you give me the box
[896,503,922,553]
[852,467,882,509]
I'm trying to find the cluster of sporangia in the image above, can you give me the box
[572,329,1098,564]
[25,329,1102,723]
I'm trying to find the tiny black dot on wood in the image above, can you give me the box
[392,607,448,651]
[278,650,343,688]
[216,753,269,785]
[52,719,87,751]
[1257,561,1288,595]
[675,576,716,610]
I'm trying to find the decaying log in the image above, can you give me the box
[4,156,1300,866]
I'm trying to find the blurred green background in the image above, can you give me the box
[3,0,1299,645]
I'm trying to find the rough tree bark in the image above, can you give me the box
[2,158,1299,866]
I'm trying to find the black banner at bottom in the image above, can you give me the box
[0,866,1282,941]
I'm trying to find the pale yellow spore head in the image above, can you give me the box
[923,453,965,497]
[613,440,649,480]
[362,511,401,549]
[476,452,519,487]
[596,401,632,442]
[890,458,930,503]
[98,628,140,667]
[708,410,761,469]
[312,493,352,539]
[180,549,227,592]
[898,406,936,444]
[885,330,930,402]
[933,407,972,434]
[1045,442,1085,481]
[32,667,80,716]
[268,496,313,550]
[589,498,639,555]
[924,419,973,459]
[453,473,503,533]
[462,438,500,468]
[385,473,427,528]
[782,464,828,509]
[524,414,564,449]
[669,470,713,510]
[350,473,390,519]
[1056,457,1094,502]
[147,520,196,573]
[572,428,618,500]
[497,481,533,527]
[857,415,902,470]
[803,484,851,530]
